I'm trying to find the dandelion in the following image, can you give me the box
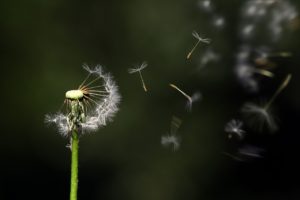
[46,65,121,136]
[187,31,211,59]
[45,64,121,200]
[161,116,182,151]
[128,62,148,92]
[169,83,202,111]
[225,119,246,140]
[242,74,292,132]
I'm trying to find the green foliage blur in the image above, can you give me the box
[1,0,300,199]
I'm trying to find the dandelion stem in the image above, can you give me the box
[70,131,79,200]
[264,74,292,110]
[138,71,147,92]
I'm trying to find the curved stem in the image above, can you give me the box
[70,131,79,200]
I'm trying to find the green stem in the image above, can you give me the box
[70,131,79,200]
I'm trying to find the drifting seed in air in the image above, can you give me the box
[169,83,202,111]
[161,116,182,151]
[187,31,211,59]
[128,62,148,92]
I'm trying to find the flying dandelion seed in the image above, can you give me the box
[269,0,298,41]
[253,68,274,78]
[242,74,292,132]
[225,119,246,140]
[235,46,275,92]
[170,116,182,135]
[128,62,148,92]
[161,135,181,151]
[199,48,220,69]
[45,64,121,137]
[169,83,202,111]
[222,145,264,162]
[213,16,225,28]
[161,116,182,151]
[186,92,202,111]
[198,0,213,12]
[272,52,293,58]
[242,0,298,41]
[187,31,211,59]
[221,152,244,162]
[255,47,292,63]
[242,24,255,37]
[236,63,274,92]
[254,47,277,68]
[238,145,264,158]
[242,102,277,132]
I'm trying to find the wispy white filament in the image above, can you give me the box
[161,134,181,151]
[225,119,246,140]
[241,102,277,132]
[161,116,182,151]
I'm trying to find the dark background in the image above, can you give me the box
[1,0,300,199]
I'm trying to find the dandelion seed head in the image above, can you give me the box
[45,65,121,137]
[225,119,246,140]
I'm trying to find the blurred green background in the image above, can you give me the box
[1,0,300,199]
